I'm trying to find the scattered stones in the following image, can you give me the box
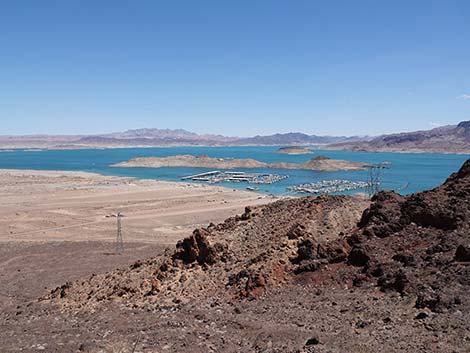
[455,244,470,262]
[415,285,440,311]
[317,243,348,264]
[414,312,429,320]
[377,269,408,294]
[295,239,318,263]
[305,335,320,346]
[240,206,254,221]
[244,272,267,298]
[392,253,416,267]
[347,246,370,267]
[294,261,322,274]
[287,223,310,239]
[49,282,71,299]
[78,342,104,352]
[355,320,370,328]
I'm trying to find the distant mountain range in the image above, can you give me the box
[326,120,470,154]
[0,129,366,148]
[102,128,235,142]
[95,129,364,145]
[1,121,470,153]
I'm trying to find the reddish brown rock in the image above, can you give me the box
[455,244,470,262]
[172,228,225,265]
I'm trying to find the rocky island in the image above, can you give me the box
[275,146,313,155]
[112,154,370,171]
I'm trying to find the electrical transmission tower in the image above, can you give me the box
[116,212,124,254]
[366,163,383,197]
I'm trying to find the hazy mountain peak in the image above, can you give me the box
[327,120,470,154]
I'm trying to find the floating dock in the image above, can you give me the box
[182,171,288,184]
[288,179,369,194]
[181,170,221,180]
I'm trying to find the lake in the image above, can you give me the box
[0,146,468,196]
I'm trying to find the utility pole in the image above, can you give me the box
[366,163,382,197]
[116,212,124,254]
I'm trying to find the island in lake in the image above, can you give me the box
[112,154,370,171]
[275,146,313,155]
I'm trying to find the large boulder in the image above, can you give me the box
[173,228,225,265]
[358,191,405,237]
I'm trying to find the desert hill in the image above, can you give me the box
[0,129,365,149]
[42,160,470,352]
[327,120,470,154]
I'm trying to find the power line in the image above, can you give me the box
[116,212,124,254]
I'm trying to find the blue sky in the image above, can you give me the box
[1,0,469,137]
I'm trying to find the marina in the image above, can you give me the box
[181,170,288,184]
[0,147,466,196]
[288,179,369,194]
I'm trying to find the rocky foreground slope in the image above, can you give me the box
[3,161,470,352]
[49,195,368,310]
[39,161,470,352]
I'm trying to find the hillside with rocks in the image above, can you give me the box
[48,195,368,310]
[327,120,470,154]
[2,161,470,352]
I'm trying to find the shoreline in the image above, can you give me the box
[0,168,282,244]
[0,168,275,192]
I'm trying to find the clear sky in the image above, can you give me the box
[1,0,469,137]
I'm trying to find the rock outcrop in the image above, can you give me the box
[48,195,367,308]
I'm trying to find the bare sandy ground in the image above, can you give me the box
[0,169,279,244]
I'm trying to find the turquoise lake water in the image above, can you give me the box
[0,146,468,195]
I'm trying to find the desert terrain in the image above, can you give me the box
[0,169,278,346]
[0,169,276,244]
[1,163,470,352]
